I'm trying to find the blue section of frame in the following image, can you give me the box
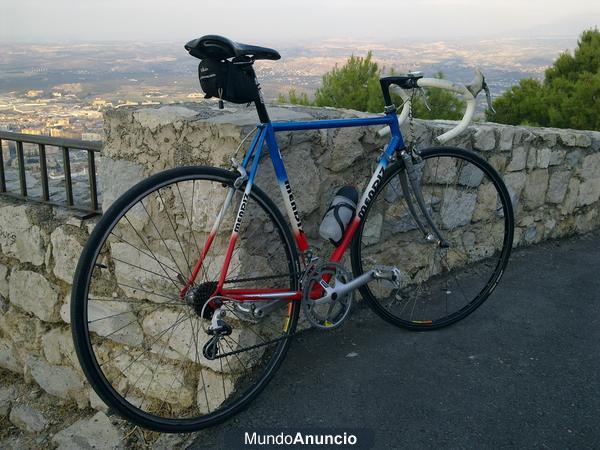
[241,112,405,189]
[245,127,268,187]
[271,115,396,132]
[264,124,289,183]
[241,127,264,169]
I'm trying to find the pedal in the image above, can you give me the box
[373,266,407,288]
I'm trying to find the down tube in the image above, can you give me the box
[330,135,401,262]
[264,124,309,252]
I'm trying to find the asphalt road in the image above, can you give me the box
[189,231,600,449]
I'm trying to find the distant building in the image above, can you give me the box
[25,90,44,98]
[20,128,43,135]
[50,128,64,138]
[81,132,102,141]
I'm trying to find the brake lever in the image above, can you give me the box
[483,81,496,114]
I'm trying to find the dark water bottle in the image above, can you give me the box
[319,186,359,246]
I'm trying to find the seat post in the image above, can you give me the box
[254,99,271,124]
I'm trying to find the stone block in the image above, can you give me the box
[561,178,580,215]
[441,188,477,229]
[559,131,592,147]
[25,356,87,407]
[0,339,21,373]
[9,405,48,433]
[502,171,527,207]
[9,271,61,322]
[473,127,496,151]
[498,127,514,151]
[523,169,549,210]
[99,157,145,212]
[536,148,551,169]
[0,264,8,297]
[0,205,46,266]
[548,149,566,166]
[0,384,17,416]
[52,412,124,450]
[50,226,83,284]
[546,171,571,204]
[197,369,234,414]
[506,147,527,172]
[579,153,600,180]
[577,178,600,207]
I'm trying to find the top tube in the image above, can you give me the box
[270,114,397,132]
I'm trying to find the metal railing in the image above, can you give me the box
[0,131,102,218]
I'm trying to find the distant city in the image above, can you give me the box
[0,36,580,209]
[0,37,578,138]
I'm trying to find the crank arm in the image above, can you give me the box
[312,267,403,304]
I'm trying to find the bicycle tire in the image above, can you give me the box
[351,146,514,330]
[71,165,300,432]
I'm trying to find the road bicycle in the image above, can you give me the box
[71,35,514,432]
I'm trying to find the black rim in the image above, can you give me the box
[72,166,300,432]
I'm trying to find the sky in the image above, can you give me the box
[1,0,598,44]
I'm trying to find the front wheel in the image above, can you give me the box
[351,147,514,330]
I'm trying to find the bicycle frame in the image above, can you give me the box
[180,110,405,302]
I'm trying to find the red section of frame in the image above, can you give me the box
[217,232,239,290]
[330,216,361,262]
[221,288,302,301]
[179,230,216,298]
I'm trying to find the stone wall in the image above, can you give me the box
[0,201,93,408]
[0,102,599,415]
[103,103,600,246]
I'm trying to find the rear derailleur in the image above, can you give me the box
[202,302,232,360]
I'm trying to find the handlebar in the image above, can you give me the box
[378,68,493,144]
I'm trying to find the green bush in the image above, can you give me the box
[278,53,465,119]
[490,28,600,131]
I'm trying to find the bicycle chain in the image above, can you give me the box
[223,270,303,285]
[209,269,306,359]
[208,332,295,360]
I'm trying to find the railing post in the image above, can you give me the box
[62,146,73,206]
[16,141,27,197]
[87,150,98,211]
[38,144,50,201]
[0,139,6,193]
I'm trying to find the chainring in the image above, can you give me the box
[301,261,353,330]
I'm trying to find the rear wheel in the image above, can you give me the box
[352,147,514,330]
[71,166,300,432]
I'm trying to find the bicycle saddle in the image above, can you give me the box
[185,35,281,61]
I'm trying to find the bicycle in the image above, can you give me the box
[71,35,514,432]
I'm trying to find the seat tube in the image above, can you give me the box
[265,125,309,253]
[215,127,267,290]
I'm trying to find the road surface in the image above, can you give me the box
[189,231,600,449]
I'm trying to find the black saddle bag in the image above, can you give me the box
[198,57,259,104]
